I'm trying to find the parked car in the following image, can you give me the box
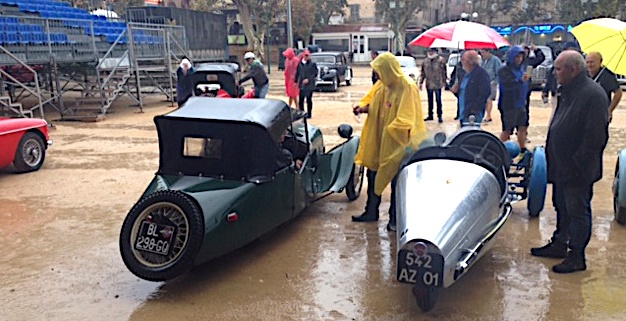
[310,52,353,92]
[617,74,626,89]
[530,45,554,89]
[185,63,247,98]
[445,53,481,89]
[119,97,364,281]
[445,53,459,87]
[395,56,420,82]
[395,127,547,312]
[0,116,51,173]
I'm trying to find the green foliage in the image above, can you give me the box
[557,0,622,24]
[314,0,349,27]
[374,0,427,51]
[511,0,544,24]
[192,0,227,11]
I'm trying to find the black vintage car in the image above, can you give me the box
[184,63,244,98]
[310,52,353,92]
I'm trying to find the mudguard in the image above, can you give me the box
[613,149,626,224]
[313,136,360,193]
[527,146,547,217]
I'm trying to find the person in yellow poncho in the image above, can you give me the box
[351,52,427,231]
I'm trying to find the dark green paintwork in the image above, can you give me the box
[138,121,358,267]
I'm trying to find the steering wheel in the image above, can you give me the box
[452,132,505,174]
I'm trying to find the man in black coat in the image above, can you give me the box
[521,45,545,118]
[530,50,609,274]
[295,50,318,118]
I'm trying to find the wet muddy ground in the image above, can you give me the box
[1,66,626,321]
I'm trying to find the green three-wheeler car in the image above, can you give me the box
[119,97,363,281]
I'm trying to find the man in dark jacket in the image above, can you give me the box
[370,50,379,84]
[498,46,530,153]
[450,52,467,120]
[295,50,318,118]
[239,52,270,98]
[454,50,490,126]
[522,45,545,118]
[530,50,609,274]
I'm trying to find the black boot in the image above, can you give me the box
[530,240,568,258]
[352,211,379,222]
[353,169,380,223]
[553,252,586,273]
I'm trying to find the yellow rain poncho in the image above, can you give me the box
[355,52,427,195]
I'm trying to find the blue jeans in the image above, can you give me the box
[426,89,443,118]
[551,182,593,258]
[256,83,270,98]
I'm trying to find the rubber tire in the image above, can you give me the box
[332,77,338,92]
[614,159,626,224]
[13,132,46,173]
[527,146,547,217]
[413,284,440,312]
[119,190,204,281]
[345,164,364,201]
[345,70,352,86]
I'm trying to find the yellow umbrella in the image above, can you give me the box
[571,18,626,75]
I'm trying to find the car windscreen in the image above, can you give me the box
[311,56,336,64]
[396,57,416,68]
[448,55,458,67]
[184,72,237,98]
[538,47,553,61]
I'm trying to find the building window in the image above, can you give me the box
[350,4,360,22]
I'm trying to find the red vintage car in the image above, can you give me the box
[0,117,51,173]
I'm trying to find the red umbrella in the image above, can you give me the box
[409,20,510,49]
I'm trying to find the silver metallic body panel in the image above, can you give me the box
[396,159,503,288]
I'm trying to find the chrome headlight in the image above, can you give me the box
[323,66,329,74]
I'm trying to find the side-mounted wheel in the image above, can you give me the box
[412,284,440,312]
[14,132,46,173]
[613,149,626,225]
[345,163,364,201]
[119,190,204,281]
[527,146,547,217]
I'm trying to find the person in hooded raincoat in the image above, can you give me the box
[282,48,301,108]
[351,52,427,231]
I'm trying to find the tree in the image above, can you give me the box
[315,0,349,27]
[557,0,622,24]
[374,0,427,53]
[511,0,545,25]
[232,0,284,61]
[474,0,518,26]
[192,0,227,11]
[292,0,318,45]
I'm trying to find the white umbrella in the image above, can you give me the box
[89,9,119,19]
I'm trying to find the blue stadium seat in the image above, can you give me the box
[19,31,32,44]
[4,24,17,32]
[32,32,46,44]
[6,33,19,45]
[0,33,7,45]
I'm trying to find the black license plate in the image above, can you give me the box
[134,221,176,256]
[396,249,444,287]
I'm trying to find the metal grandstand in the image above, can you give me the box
[0,0,193,120]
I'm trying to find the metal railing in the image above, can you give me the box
[0,46,43,118]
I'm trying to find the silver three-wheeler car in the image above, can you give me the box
[395,126,547,312]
